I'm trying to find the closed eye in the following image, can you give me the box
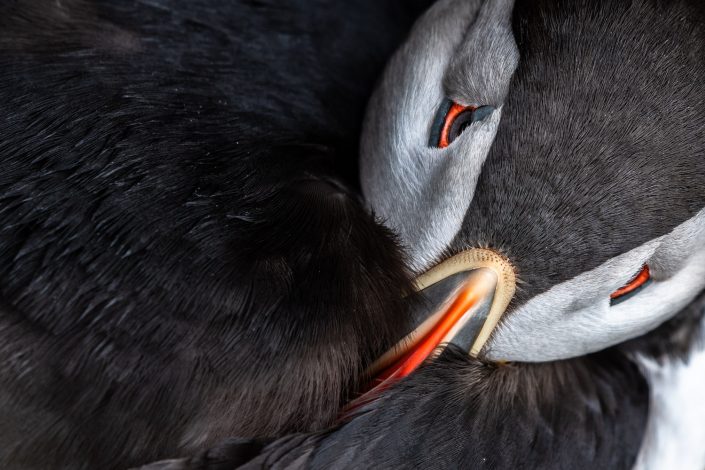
[429,99,494,148]
[610,265,652,306]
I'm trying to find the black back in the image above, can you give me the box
[156,347,651,470]
[0,1,432,468]
[150,1,705,468]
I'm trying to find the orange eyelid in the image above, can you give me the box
[439,103,476,148]
[610,265,651,299]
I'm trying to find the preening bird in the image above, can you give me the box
[0,1,432,468]
[358,0,705,466]
[152,0,705,468]
[4,0,704,468]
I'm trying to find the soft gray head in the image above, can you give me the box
[361,0,705,361]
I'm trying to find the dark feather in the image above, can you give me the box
[0,0,432,468]
[152,346,648,470]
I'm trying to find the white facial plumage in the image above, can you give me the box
[360,0,519,273]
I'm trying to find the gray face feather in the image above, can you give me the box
[361,0,705,360]
[360,0,519,272]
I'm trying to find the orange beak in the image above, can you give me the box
[341,249,515,417]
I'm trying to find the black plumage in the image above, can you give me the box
[0,1,432,468]
[142,0,705,468]
[452,0,705,304]
[3,0,704,469]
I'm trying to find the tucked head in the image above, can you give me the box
[361,0,705,363]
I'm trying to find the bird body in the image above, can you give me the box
[0,1,431,467]
[359,0,705,467]
[142,1,705,467]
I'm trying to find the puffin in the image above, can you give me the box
[0,0,434,468]
[146,0,705,468]
[358,0,705,466]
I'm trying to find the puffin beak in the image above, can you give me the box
[340,249,515,418]
[367,248,516,379]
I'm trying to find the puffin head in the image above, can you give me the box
[360,0,705,369]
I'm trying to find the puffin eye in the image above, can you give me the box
[429,99,494,148]
[610,265,652,306]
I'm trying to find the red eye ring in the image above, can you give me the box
[429,100,494,149]
[438,103,476,148]
[610,265,651,304]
